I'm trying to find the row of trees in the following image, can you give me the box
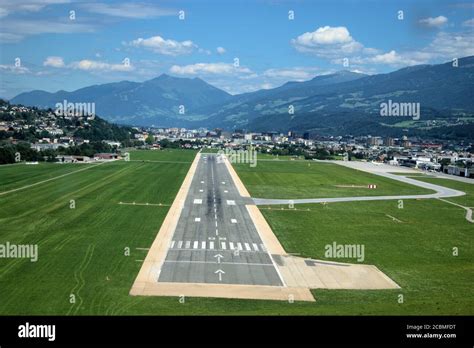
[0,141,115,165]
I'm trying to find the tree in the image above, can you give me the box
[145,135,154,145]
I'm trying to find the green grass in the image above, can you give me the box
[234,161,434,199]
[244,170,473,314]
[413,177,474,207]
[128,149,196,162]
[0,163,89,193]
[0,150,471,315]
[256,198,473,314]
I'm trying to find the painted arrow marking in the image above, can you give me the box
[214,254,224,264]
[215,269,225,281]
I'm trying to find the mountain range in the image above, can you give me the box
[11,56,474,137]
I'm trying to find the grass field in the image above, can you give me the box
[0,163,91,193]
[234,160,434,199]
[128,149,196,162]
[414,177,474,207]
[0,150,472,315]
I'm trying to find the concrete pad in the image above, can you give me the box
[130,281,315,302]
[276,255,400,289]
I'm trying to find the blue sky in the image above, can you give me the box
[0,0,473,99]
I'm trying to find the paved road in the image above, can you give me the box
[158,154,284,286]
[253,171,465,205]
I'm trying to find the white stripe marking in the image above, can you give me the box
[193,241,198,249]
[177,241,183,249]
[237,243,243,251]
[195,217,201,222]
[170,241,175,248]
[185,241,191,249]
[252,243,259,251]
[201,241,206,249]
[229,242,235,250]
[231,219,237,223]
[244,243,251,251]
[221,242,226,250]
[209,241,215,250]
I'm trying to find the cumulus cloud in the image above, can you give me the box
[216,46,226,54]
[127,35,196,56]
[291,26,365,58]
[365,50,422,66]
[69,59,134,72]
[43,56,65,68]
[169,62,252,75]
[419,16,448,28]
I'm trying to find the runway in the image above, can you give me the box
[157,153,284,286]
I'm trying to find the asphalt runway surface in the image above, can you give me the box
[158,154,284,286]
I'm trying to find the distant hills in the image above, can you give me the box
[10,56,474,137]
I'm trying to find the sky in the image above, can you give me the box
[0,0,473,99]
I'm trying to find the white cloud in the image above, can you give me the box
[127,35,196,56]
[260,83,273,90]
[291,26,366,58]
[169,62,252,75]
[462,18,474,27]
[367,50,422,66]
[263,67,319,81]
[198,48,211,55]
[425,30,474,58]
[0,32,22,42]
[43,56,65,68]
[419,16,448,28]
[0,19,96,42]
[81,2,175,18]
[0,0,70,17]
[216,46,226,54]
[0,64,30,74]
[0,8,9,18]
[69,59,134,72]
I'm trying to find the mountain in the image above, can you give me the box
[11,74,232,127]
[193,57,474,138]
[192,70,368,128]
[10,57,474,137]
[239,57,474,135]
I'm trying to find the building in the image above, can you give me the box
[94,153,120,160]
